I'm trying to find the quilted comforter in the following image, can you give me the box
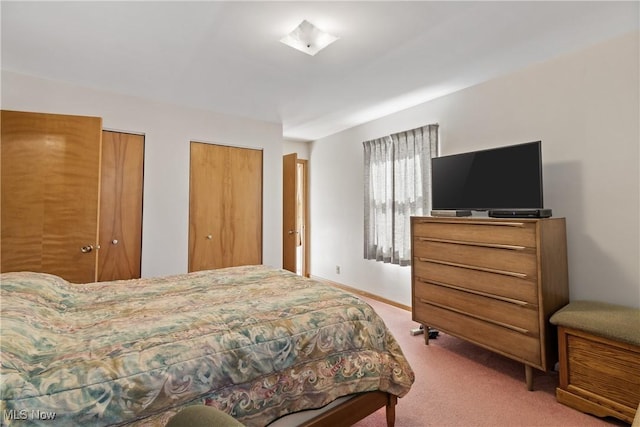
[0,265,414,426]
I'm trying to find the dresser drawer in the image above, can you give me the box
[414,280,539,336]
[413,258,537,304]
[413,238,537,279]
[412,219,537,247]
[413,301,542,366]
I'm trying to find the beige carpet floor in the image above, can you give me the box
[353,296,627,427]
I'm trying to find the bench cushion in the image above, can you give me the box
[166,405,245,427]
[550,300,640,347]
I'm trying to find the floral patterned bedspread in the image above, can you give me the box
[0,265,414,426]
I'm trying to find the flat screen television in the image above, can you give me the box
[431,141,544,212]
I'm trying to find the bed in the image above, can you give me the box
[0,265,414,426]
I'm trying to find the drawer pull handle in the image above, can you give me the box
[417,278,530,306]
[417,258,528,279]
[417,237,527,251]
[420,300,530,335]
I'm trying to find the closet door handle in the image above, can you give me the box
[80,245,94,253]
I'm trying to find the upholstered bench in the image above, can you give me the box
[550,301,640,424]
[166,405,245,427]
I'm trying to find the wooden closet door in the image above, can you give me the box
[98,131,144,281]
[189,142,262,272]
[1,110,102,283]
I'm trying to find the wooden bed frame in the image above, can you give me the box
[300,391,397,427]
[165,391,397,427]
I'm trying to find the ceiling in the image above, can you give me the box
[2,1,638,141]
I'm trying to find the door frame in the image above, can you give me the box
[298,158,310,277]
[283,153,310,277]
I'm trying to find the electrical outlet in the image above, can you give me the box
[335,265,341,274]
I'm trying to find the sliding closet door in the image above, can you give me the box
[1,110,102,283]
[189,142,262,271]
[98,130,144,281]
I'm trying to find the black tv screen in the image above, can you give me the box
[431,141,543,210]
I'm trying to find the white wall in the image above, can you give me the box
[1,71,284,277]
[283,139,311,160]
[310,31,640,308]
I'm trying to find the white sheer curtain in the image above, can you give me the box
[363,124,438,266]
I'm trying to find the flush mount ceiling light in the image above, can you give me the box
[280,20,338,56]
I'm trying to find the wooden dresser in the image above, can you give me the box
[411,216,569,390]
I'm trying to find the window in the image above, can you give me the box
[363,124,438,266]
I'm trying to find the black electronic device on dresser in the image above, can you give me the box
[431,141,552,218]
[488,208,552,218]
